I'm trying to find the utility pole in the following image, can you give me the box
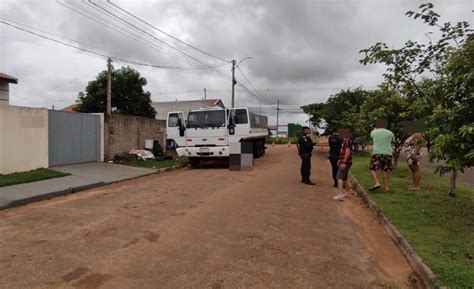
[203,87,207,107]
[276,99,280,137]
[231,59,236,108]
[106,57,113,119]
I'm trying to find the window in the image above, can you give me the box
[234,109,248,124]
[168,113,181,127]
[186,110,226,128]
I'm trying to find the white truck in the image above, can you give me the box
[166,107,269,167]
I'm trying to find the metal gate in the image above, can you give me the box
[48,110,100,166]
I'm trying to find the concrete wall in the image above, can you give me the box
[0,106,49,174]
[104,115,165,160]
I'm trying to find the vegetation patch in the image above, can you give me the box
[0,169,69,188]
[351,152,474,288]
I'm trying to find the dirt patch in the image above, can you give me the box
[73,273,112,289]
[340,196,424,288]
[62,266,91,283]
[0,146,419,288]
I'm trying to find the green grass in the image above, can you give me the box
[115,156,188,170]
[351,152,474,288]
[0,168,69,188]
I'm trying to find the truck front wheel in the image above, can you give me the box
[189,157,200,168]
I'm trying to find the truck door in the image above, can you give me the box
[166,111,185,148]
[228,108,250,142]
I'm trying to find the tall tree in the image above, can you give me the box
[301,87,367,138]
[76,66,156,118]
[358,89,411,165]
[359,3,473,196]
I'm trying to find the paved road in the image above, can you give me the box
[0,146,419,289]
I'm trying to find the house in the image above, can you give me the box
[0,72,18,106]
[61,104,78,112]
[152,99,225,120]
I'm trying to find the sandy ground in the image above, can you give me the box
[0,145,421,289]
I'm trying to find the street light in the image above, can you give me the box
[232,56,253,108]
[237,56,253,67]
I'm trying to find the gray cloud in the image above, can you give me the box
[1,0,472,125]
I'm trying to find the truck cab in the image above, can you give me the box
[167,107,267,167]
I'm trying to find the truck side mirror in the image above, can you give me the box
[228,113,236,135]
[228,123,235,135]
[178,118,185,137]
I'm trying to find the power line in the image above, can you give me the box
[83,0,234,82]
[236,66,272,104]
[56,0,203,68]
[106,0,229,63]
[86,1,221,70]
[0,20,227,70]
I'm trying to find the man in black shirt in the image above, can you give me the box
[328,131,342,187]
[297,127,315,185]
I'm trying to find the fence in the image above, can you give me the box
[48,110,102,166]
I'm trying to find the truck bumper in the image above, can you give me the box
[176,146,230,158]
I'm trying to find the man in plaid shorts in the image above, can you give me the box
[369,121,395,191]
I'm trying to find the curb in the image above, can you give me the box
[0,164,188,211]
[349,173,445,289]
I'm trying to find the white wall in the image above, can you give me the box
[0,106,49,174]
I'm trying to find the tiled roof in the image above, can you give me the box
[61,104,78,112]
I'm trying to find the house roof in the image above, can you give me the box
[61,104,78,112]
[152,99,223,106]
[0,72,18,84]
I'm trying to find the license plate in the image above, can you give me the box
[200,148,209,153]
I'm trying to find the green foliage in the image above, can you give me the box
[76,66,156,118]
[359,89,413,163]
[351,152,474,288]
[359,2,473,195]
[266,137,299,144]
[301,87,367,141]
[0,169,69,187]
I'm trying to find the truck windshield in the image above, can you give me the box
[187,110,226,128]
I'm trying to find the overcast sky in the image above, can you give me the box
[0,0,472,125]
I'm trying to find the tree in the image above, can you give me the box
[358,89,412,165]
[423,38,474,196]
[76,66,156,118]
[301,88,367,143]
[359,3,473,196]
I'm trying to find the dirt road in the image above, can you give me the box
[0,146,420,289]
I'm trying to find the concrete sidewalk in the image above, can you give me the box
[0,162,157,210]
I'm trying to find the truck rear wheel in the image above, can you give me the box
[189,157,200,168]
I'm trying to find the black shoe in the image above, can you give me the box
[303,181,316,186]
[334,182,338,188]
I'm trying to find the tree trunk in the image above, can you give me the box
[449,170,457,197]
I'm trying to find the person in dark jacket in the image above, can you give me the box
[328,131,343,187]
[297,127,315,185]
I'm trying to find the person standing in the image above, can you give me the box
[369,123,395,191]
[328,131,342,187]
[404,132,424,190]
[298,126,315,185]
[333,136,353,201]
